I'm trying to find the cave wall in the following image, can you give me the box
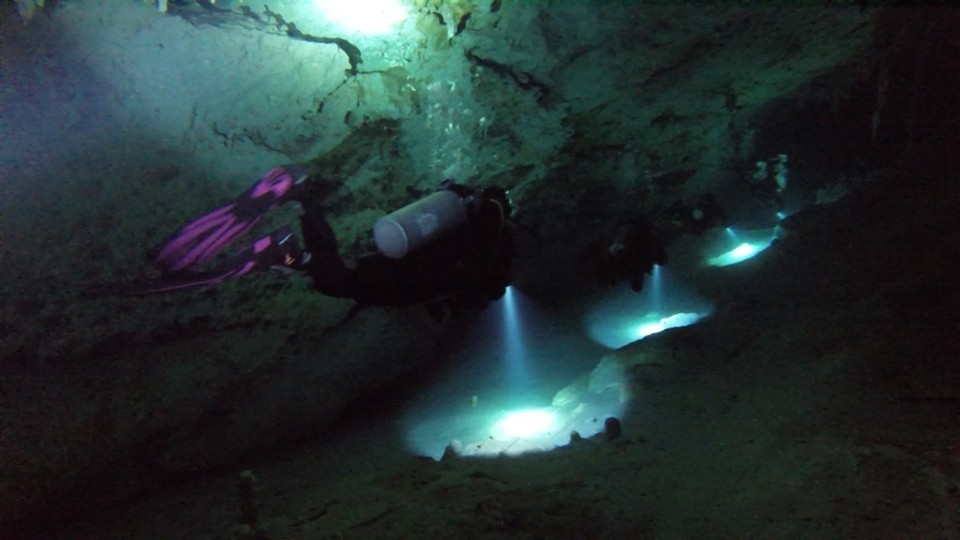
[0,0,893,528]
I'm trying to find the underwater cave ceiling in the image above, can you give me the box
[0,0,924,530]
[161,1,875,218]
[37,1,876,308]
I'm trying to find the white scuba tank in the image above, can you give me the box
[373,189,468,259]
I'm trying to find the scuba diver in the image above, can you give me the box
[146,164,514,321]
[664,192,728,237]
[580,190,732,292]
[579,191,730,292]
[580,217,668,293]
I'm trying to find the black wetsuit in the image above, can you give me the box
[295,186,513,318]
[581,218,667,292]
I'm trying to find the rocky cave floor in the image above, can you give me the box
[29,151,960,539]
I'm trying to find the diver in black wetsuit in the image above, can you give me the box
[148,164,514,321]
[580,192,727,293]
[580,217,668,293]
[288,180,514,321]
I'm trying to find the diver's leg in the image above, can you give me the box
[297,201,358,299]
[298,200,340,255]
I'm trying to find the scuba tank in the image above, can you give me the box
[373,188,468,259]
